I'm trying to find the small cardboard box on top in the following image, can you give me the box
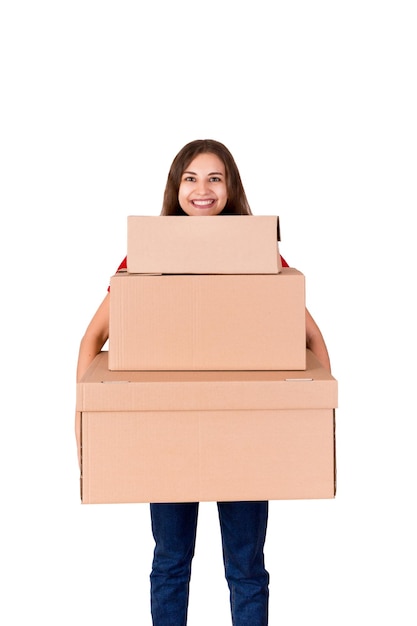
[77,350,337,504]
[127,215,282,275]
[108,268,306,371]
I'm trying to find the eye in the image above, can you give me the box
[209,176,222,182]
[184,175,196,182]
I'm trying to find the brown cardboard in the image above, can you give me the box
[108,268,306,371]
[78,350,337,504]
[78,349,336,412]
[126,215,282,274]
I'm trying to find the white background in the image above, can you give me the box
[1,1,416,624]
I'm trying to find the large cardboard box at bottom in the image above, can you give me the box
[77,351,338,504]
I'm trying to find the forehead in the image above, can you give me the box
[184,152,225,173]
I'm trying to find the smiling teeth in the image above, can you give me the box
[193,200,213,206]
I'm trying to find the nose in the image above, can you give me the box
[196,179,210,195]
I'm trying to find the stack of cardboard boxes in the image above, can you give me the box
[77,216,337,504]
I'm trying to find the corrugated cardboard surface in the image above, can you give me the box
[78,351,337,504]
[77,350,337,412]
[108,268,306,371]
[127,215,282,274]
[81,409,335,503]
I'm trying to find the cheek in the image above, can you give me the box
[177,186,189,211]
[178,183,190,198]
[221,187,229,206]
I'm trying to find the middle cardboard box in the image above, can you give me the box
[109,267,306,371]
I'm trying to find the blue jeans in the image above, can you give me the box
[150,501,269,625]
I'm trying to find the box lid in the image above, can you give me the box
[77,350,337,411]
[126,215,281,274]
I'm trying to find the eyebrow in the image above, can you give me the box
[183,171,224,176]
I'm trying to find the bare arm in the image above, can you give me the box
[75,293,110,468]
[306,308,331,372]
[76,293,110,381]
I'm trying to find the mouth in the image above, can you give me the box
[191,199,216,208]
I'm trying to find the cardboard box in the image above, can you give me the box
[109,268,306,371]
[126,215,282,274]
[77,350,337,504]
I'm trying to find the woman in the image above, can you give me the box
[76,139,331,625]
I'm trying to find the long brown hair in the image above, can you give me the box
[161,139,252,215]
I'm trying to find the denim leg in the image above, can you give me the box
[150,502,199,626]
[217,501,269,626]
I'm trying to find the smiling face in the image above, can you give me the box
[178,153,228,216]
